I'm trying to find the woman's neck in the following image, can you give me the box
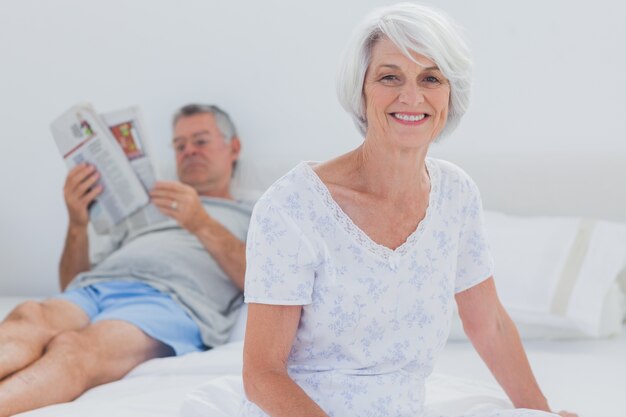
[346,140,431,200]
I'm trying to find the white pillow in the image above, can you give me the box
[450,211,626,340]
[230,156,299,202]
[617,267,626,319]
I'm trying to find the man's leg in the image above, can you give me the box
[0,319,172,416]
[0,299,89,379]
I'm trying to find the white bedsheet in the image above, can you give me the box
[15,329,626,417]
[436,333,626,417]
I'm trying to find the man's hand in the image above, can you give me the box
[150,181,210,234]
[63,164,102,228]
[59,164,101,289]
[557,411,578,417]
[151,180,246,290]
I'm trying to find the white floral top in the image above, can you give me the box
[241,159,554,417]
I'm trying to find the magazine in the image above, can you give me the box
[51,103,167,234]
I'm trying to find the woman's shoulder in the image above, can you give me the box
[254,161,320,215]
[428,157,470,179]
[427,157,483,205]
[428,157,479,188]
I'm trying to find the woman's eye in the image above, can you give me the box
[380,74,399,83]
[422,74,449,88]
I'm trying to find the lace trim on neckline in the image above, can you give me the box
[300,159,439,261]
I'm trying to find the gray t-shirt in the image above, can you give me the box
[68,196,252,348]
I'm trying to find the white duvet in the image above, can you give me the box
[16,333,626,417]
[17,342,512,417]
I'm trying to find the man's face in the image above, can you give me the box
[173,113,239,195]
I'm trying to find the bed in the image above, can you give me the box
[10,323,626,417]
[8,152,626,417]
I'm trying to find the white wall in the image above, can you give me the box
[1,0,624,296]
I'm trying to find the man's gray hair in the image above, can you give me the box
[172,104,238,142]
[336,2,473,140]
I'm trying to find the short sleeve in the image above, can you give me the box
[244,200,318,305]
[88,223,127,267]
[455,176,494,293]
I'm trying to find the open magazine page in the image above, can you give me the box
[51,103,149,234]
[101,107,168,231]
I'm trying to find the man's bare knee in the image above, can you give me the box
[45,331,93,392]
[45,326,145,390]
[3,301,57,340]
[5,299,88,334]
[6,301,47,324]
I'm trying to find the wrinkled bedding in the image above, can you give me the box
[16,331,626,417]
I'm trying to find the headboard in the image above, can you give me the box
[228,150,626,223]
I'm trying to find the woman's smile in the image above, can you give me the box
[389,112,429,125]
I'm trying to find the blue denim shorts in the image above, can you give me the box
[54,281,204,356]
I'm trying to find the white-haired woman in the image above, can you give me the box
[241,3,576,417]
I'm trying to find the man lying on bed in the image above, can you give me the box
[0,104,251,416]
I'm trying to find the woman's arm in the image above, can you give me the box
[455,277,552,411]
[242,303,329,417]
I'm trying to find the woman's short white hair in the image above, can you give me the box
[337,2,472,139]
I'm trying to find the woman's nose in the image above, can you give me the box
[399,83,425,106]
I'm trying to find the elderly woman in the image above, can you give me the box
[241,3,576,417]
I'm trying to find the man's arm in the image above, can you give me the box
[188,215,246,290]
[150,181,246,290]
[59,224,90,290]
[58,164,102,290]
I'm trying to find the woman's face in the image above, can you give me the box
[363,37,450,148]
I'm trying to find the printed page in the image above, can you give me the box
[51,103,150,234]
[101,107,169,231]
